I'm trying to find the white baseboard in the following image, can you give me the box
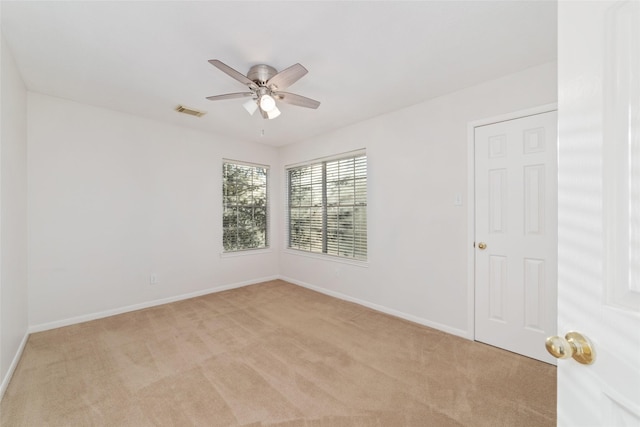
[280,275,472,340]
[1,331,29,401]
[28,275,280,334]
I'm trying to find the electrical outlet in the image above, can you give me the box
[150,274,158,285]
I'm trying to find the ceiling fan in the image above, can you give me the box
[206,59,320,120]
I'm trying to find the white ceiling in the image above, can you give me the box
[1,1,557,147]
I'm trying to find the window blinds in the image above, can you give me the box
[287,154,367,260]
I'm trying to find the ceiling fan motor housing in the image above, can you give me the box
[247,64,277,85]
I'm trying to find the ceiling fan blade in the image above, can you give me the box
[267,63,308,90]
[208,60,258,90]
[206,92,254,101]
[273,92,320,109]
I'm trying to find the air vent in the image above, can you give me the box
[176,105,206,117]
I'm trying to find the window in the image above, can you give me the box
[287,152,367,260]
[223,161,268,252]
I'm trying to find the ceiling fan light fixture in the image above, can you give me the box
[242,99,258,115]
[266,106,281,120]
[259,94,276,112]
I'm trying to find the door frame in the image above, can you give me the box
[466,103,558,340]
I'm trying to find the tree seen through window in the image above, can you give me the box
[223,162,268,251]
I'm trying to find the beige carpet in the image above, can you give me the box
[1,280,556,426]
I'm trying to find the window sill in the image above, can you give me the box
[283,249,369,268]
[220,248,273,258]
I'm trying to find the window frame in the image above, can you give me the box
[222,159,270,253]
[286,150,367,261]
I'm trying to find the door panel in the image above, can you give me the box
[475,111,557,364]
[557,1,640,424]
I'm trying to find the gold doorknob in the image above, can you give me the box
[545,331,595,365]
[477,242,487,250]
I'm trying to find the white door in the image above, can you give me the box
[556,1,640,425]
[474,110,557,364]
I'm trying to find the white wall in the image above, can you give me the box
[27,93,280,329]
[0,35,29,397]
[278,62,557,337]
